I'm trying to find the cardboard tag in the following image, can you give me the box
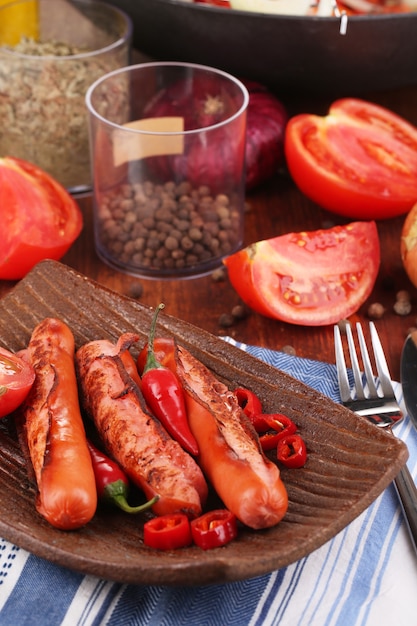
[112,117,185,166]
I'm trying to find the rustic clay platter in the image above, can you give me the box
[0,260,408,586]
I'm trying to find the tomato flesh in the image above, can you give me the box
[0,347,35,418]
[285,98,417,220]
[0,157,83,280]
[223,221,380,326]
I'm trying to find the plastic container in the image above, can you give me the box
[86,62,249,279]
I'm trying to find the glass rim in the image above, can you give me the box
[85,61,250,136]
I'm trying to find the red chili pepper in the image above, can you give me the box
[276,434,307,469]
[191,509,238,550]
[87,441,158,513]
[235,387,263,418]
[256,414,297,451]
[141,304,199,456]
[143,513,193,550]
[137,335,177,375]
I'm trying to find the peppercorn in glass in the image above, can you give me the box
[86,62,249,278]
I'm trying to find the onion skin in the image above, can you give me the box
[242,80,288,190]
[401,202,417,287]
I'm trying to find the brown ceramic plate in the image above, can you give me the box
[0,260,408,586]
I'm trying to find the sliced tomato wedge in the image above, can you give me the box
[0,157,83,280]
[223,221,380,326]
[0,347,35,418]
[284,98,417,220]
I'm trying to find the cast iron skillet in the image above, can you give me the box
[105,0,417,97]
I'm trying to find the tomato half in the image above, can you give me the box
[285,98,417,220]
[0,157,83,280]
[0,347,35,418]
[223,221,380,326]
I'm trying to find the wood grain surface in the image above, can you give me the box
[0,261,408,585]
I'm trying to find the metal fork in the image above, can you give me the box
[334,321,417,553]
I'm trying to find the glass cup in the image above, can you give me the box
[86,62,249,279]
[0,0,132,193]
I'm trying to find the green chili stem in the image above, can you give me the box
[143,303,165,374]
[104,480,159,514]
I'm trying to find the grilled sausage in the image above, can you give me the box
[75,333,208,519]
[172,344,289,529]
[19,318,97,530]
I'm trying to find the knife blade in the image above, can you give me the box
[396,332,417,552]
[401,331,417,429]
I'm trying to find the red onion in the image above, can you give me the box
[242,80,288,190]
[143,76,287,191]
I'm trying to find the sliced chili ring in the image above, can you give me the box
[277,434,307,469]
[255,414,297,451]
[191,509,238,550]
[235,387,263,418]
[143,513,192,550]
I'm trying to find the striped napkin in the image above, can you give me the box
[1,341,416,626]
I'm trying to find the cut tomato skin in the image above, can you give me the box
[285,98,417,220]
[223,221,380,327]
[0,347,35,418]
[0,157,83,280]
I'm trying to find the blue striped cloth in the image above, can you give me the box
[1,341,417,626]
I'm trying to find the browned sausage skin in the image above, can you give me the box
[20,318,97,530]
[75,333,208,519]
[173,344,289,530]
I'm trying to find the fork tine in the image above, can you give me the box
[334,325,352,402]
[345,322,366,400]
[356,322,379,398]
[369,321,397,398]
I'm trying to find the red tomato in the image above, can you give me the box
[0,157,83,280]
[223,221,380,326]
[0,347,35,418]
[285,98,417,220]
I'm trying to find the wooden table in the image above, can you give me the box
[1,85,417,383]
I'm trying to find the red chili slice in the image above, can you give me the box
[254,414,297,451]
[143,513,192,550]
[277,434,307,469]
[191,509,238,550]
[235,387,263,418]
